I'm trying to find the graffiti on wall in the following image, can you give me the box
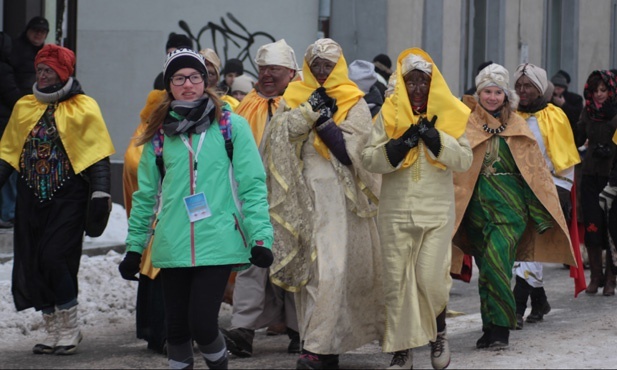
[178,12,276,79]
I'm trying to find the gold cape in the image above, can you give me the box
[452,97,575,273]
[282,53,364,159]
[0,94,115,174]
[220,94,240,111]
[517,103,580,173]
[381,48,470,169]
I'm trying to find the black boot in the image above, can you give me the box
[287,328,301,354]
[527,287,551,323]
[488,325,509,350]
[476,327,492,349]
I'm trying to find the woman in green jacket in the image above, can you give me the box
[119,48,273,369]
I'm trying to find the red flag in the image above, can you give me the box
[569,181,587,297]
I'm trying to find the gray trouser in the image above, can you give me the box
[230,264,298,332]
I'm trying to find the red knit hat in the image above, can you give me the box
[34,44,75,82]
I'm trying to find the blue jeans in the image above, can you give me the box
[0,172,17,221]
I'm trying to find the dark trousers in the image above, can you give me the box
[160,265,231,346]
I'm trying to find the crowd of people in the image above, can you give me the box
[2,14,617,370]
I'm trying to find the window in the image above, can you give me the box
[544,0,579,88]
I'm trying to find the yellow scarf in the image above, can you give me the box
[282,53,364,159]
[236,89,283,144]
[517,103,581,173]
[0,94,115,174]
[381,48,470,169]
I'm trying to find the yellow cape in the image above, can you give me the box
[381,48,470,169]
[235,89,283,144]
[220,94,240,111]
[282,53,364,159]
[517,104,581,173]
[0,94,115,174]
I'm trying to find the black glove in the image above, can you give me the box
[249,245,274,268]
[85,192,112,237]
[308,87,338,119]
[384,124,420,166]
[118,251,142,281]
[418,115,441,157]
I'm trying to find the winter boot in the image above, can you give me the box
[54,305,82,355]
[586,245,603,294]
[488,325,509,350]
[476,327,492,349]
[603,260,616,296]
[296,350,340,369]
[220,327,254,358]
[287,328,301,354]
[33,311,59,354]
[198,332,228,369]
[387,349,411,369]
[430,329,450,369]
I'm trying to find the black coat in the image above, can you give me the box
[576,109,617,177]
[554,90,584,138]
[0,32,21,133]
[9,32,43,96]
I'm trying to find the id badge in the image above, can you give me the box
[183,192,211,222]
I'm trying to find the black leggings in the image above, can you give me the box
[160,265,232,346]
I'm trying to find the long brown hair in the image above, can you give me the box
[136,87,223,146]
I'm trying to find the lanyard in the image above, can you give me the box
[180,131,207,192]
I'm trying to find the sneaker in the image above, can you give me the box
[220,328,254,358]
[515,314,524,330]
[387,349,411,369]
[430,330,450,369]
[475,329,491,349]
[296,351,339,369]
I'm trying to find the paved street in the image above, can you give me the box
[1,259,615,369]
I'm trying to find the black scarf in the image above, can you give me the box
[517,96,548,114]
[163,96,215,136]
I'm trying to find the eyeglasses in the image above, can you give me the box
[170,73,204,86]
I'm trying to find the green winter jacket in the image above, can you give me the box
[125,109,273,269]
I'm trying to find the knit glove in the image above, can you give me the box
[599,184,617,214]
[418,115,441,157]
[308,87,338,120]
[249,244,274,268]
[384,124,420,166]
[118,251,142,281]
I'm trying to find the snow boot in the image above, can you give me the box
[430,329,450,369]
[54,305,83,355]
[603,262,616,296]
[33,311,59,354]
[586,245,603,294]
[388,349,411,369]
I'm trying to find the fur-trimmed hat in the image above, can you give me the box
[163,48,207,90]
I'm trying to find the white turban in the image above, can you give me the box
[401,53,432,76]
[348,59,377,94]
[254,39,299,70]
[475,63,519,108]
[513,63,548,95]
[304,38,342,65]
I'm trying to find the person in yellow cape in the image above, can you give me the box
[0,44,115,355]
[454,63,576,351]
[221,39,301,360]
[263,38,383,369]
[199,48,240,111]
[511,63,581,332]
[361,48,472,370]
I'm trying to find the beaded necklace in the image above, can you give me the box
[482,109,507,134]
